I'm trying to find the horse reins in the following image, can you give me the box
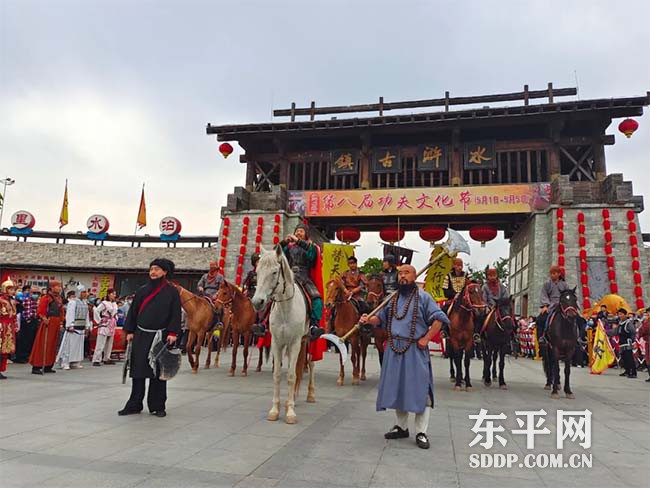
[269,258,295,303]
[459,283,487,314]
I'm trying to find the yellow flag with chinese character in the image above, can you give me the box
[424,245,454,302]
[589,321,616,375]
[59,180,69,229]
[321,243,354,300]
[136,185,147,230]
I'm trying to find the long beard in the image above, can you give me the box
[398,282,417,295]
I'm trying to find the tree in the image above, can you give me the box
[467,257,509,283]
[361,257,383,276]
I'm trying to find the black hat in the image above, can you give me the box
[150,258,175,277]
[251,252,260,265]
[294,222,309,233]
[383,254,396,265]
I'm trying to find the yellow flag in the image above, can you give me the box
[136,185,147,230]
[321,243,354,300]
[424,245,454,301]
[59,180,69,229]
[590,321,616,375]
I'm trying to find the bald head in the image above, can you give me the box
[398,265,417,284]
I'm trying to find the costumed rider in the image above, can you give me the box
[477,268,510,342]
[57,284,91,370]
[537,265,570,340]
[119,258,181,418]
[331,255,369,334]
[359,265,449,450]
[439,257,469,340]
[197,260,225,329]
[247,253,268,337]
[380,254,399,294]
[280,222,324,340]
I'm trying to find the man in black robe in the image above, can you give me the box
[119,258,181,418]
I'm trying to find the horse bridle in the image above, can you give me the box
[459,283,487,315]
[495,305,514,332]
[268,258,295,303]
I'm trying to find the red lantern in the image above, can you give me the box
[220,248,227,258]
[557,208,564,218]
[603,220,611,231]
[239,246,246,254]
[578,224,586,234]
[581,274,588,285]
[634,273,642,284]
[557,231,565,242]
[222,238,228,247]
[605,244,613,255]
[235,276,242,286]
[243,216,250,225]
[636,299,646,310]
[273,236,280,245]
[469,226,497,247]
[629,235,638,246]
[558,256,565,266]
[579,236,586,247]
[336,227,361,244]
[635,286,644,297]
[236,265,243,275]
[577,213,584,223]
[627,210,635,221]
[218,258,225,268]
[579,250,587,260]
[419,226,446,244]
[219,142,234,158]
[582,286,590,297]
[557,220,564,230]
[557,244,565,255]
[224,217,230,226]
[380,227,405,244]
[611,283,619,294]
[632,247,640,258]
[608,270,616,281]
[238,256,244,265]
[241,236,247,245]
[602,209,610,219]
[583,299,591,309]
[604,232,612,243]
[629,222,637,233]
[607,256,614,267]
[255,235,262,243]
[580,261,588,273]
[632,260,640,271]
[258,217,264,225]
[273,225,280,234]
[274,214,281,223]
[618,118,639,138]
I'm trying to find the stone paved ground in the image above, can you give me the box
[0,348,648,488]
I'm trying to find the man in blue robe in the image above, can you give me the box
[360,265,449,449]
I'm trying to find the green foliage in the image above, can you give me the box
[361,257,383,276]
[467,257,509,283]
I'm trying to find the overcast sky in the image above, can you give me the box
[1,0,649,271]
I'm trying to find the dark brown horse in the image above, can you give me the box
[545,288,579,399]
[214,280,257,377]
[448,282,487,391]
[326,276,367,385]
[366,274,388,366]
[482,296,515,389]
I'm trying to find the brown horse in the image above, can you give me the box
[173,283,217,374]
[448,282,487,391]
[326,276,366,385]
[366,274,388,366]
[545,288,579,399]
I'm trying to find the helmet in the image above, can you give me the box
[383,254,396,266]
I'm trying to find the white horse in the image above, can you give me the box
[251,245,316,424]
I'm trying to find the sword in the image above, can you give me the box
[122,341,132,384]
[321,228,471,364]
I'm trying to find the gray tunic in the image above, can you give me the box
[376,289,449,414]
[482,282,509,308]
[197,273,224,297]
[540,279,570,307]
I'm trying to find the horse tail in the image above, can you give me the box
[294,337,308,396]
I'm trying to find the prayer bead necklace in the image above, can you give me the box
[387,287,419,354]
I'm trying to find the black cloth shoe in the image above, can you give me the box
[117,408,141,416]
[251,324,266,336]
[645,376,650,382]
[310,325,324,340]
[0,372,6,380]
[44,367,56,373]
[619,372,628,377]
[415,433,430,449]
[93,362,102,366]
[32,367,44,375]
[627,374,637,378]
[384,425,409,439]
[152,410,166,417]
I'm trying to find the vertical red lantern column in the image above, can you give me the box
[602,209,618,294]
[235,216,250,287]
[576,212,591,309]
[556,209,566,275]
[219,217,230,276]
[255,216,264,254]
[273,214,281,246]
[626,210,645,310]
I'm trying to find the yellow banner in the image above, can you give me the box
[424,246,454,302]
[589,321,616,375]
[304,183,549,217]
[322,243,354,300]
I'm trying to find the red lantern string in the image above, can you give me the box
[255,217,264,254]
[273,214,281,246]
[556,208,565,271]
[219,217,231,276]
[577,212,591,307]
[602,209,617,294]
[558,256,565,267]
[235,218,250,286]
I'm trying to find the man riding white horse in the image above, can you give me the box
[280,223,324,340]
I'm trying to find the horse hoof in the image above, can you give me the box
[465,386,473,392]
[306,395,316,403]
[255,367,262,373]
[336,378,344,386]
[228,370,235,377]
[360,374,366,381]
[204,365,210,369]
[551,393,559,400]
[285,415,297,425]
[449,377,455,383]
[352,378,359,386]
[492,375,497,380]
[453,385,462,391]
[484,381,491,387]
[267,412,279,421]
[544,384,551,390]
[241,371,248,377]
[566,393,575,399]
[191,369,198,374]
[499,384,508,390]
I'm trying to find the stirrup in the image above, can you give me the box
[309,326,324,340]
[473,333,481,343]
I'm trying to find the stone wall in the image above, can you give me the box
[0,241,217,272]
